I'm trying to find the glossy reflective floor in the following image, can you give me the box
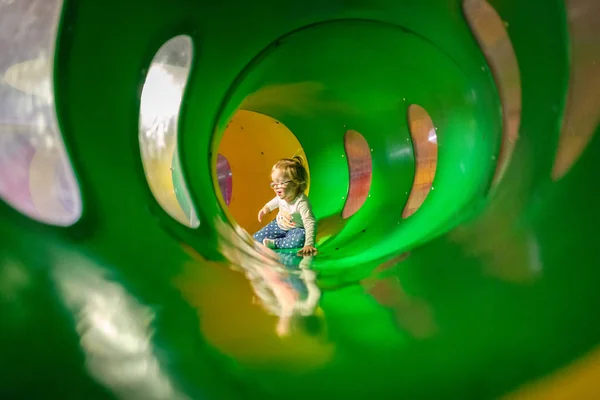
[1,0,600,399]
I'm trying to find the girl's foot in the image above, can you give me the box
[263,239,277,249]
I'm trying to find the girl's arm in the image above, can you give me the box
[265,196,280,212]
[259,197,280,222]
[297,200,316,247]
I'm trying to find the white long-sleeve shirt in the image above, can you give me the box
[265,194,317,247]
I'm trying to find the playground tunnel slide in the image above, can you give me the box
[1,0,600,399]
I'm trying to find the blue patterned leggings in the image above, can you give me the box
[253,220,306,249]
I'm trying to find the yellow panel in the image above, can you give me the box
[504,345,600,400]
[175,245,333,371]
[143,141,188,223]
[216,109,308,235]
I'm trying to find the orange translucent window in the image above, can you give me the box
[342,130,372,219]
[402,105,438,218]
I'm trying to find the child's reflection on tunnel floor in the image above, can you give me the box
[249,252,323,338]
[214,217,325,338]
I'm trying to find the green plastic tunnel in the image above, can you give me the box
[1,0,600,399]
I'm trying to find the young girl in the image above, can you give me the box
[253,156,318,255]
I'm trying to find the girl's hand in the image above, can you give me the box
[258,207,268,222]
[298,245,318,256]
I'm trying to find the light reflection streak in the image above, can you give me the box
[53,261,188,400]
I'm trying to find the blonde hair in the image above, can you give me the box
[272,155,309,195]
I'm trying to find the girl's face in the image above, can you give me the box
[271,169,298,201]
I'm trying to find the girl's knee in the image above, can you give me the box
[252,231,263,241]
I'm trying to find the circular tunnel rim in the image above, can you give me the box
[206,17,502,263]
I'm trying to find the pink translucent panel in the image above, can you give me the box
[342,130,372,219]
[216,153,233,206]
[0,0,82,226]
[0,133,36,216]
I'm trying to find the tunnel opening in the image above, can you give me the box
[213,109,310,237]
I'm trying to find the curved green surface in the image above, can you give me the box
[2,0,599,399]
